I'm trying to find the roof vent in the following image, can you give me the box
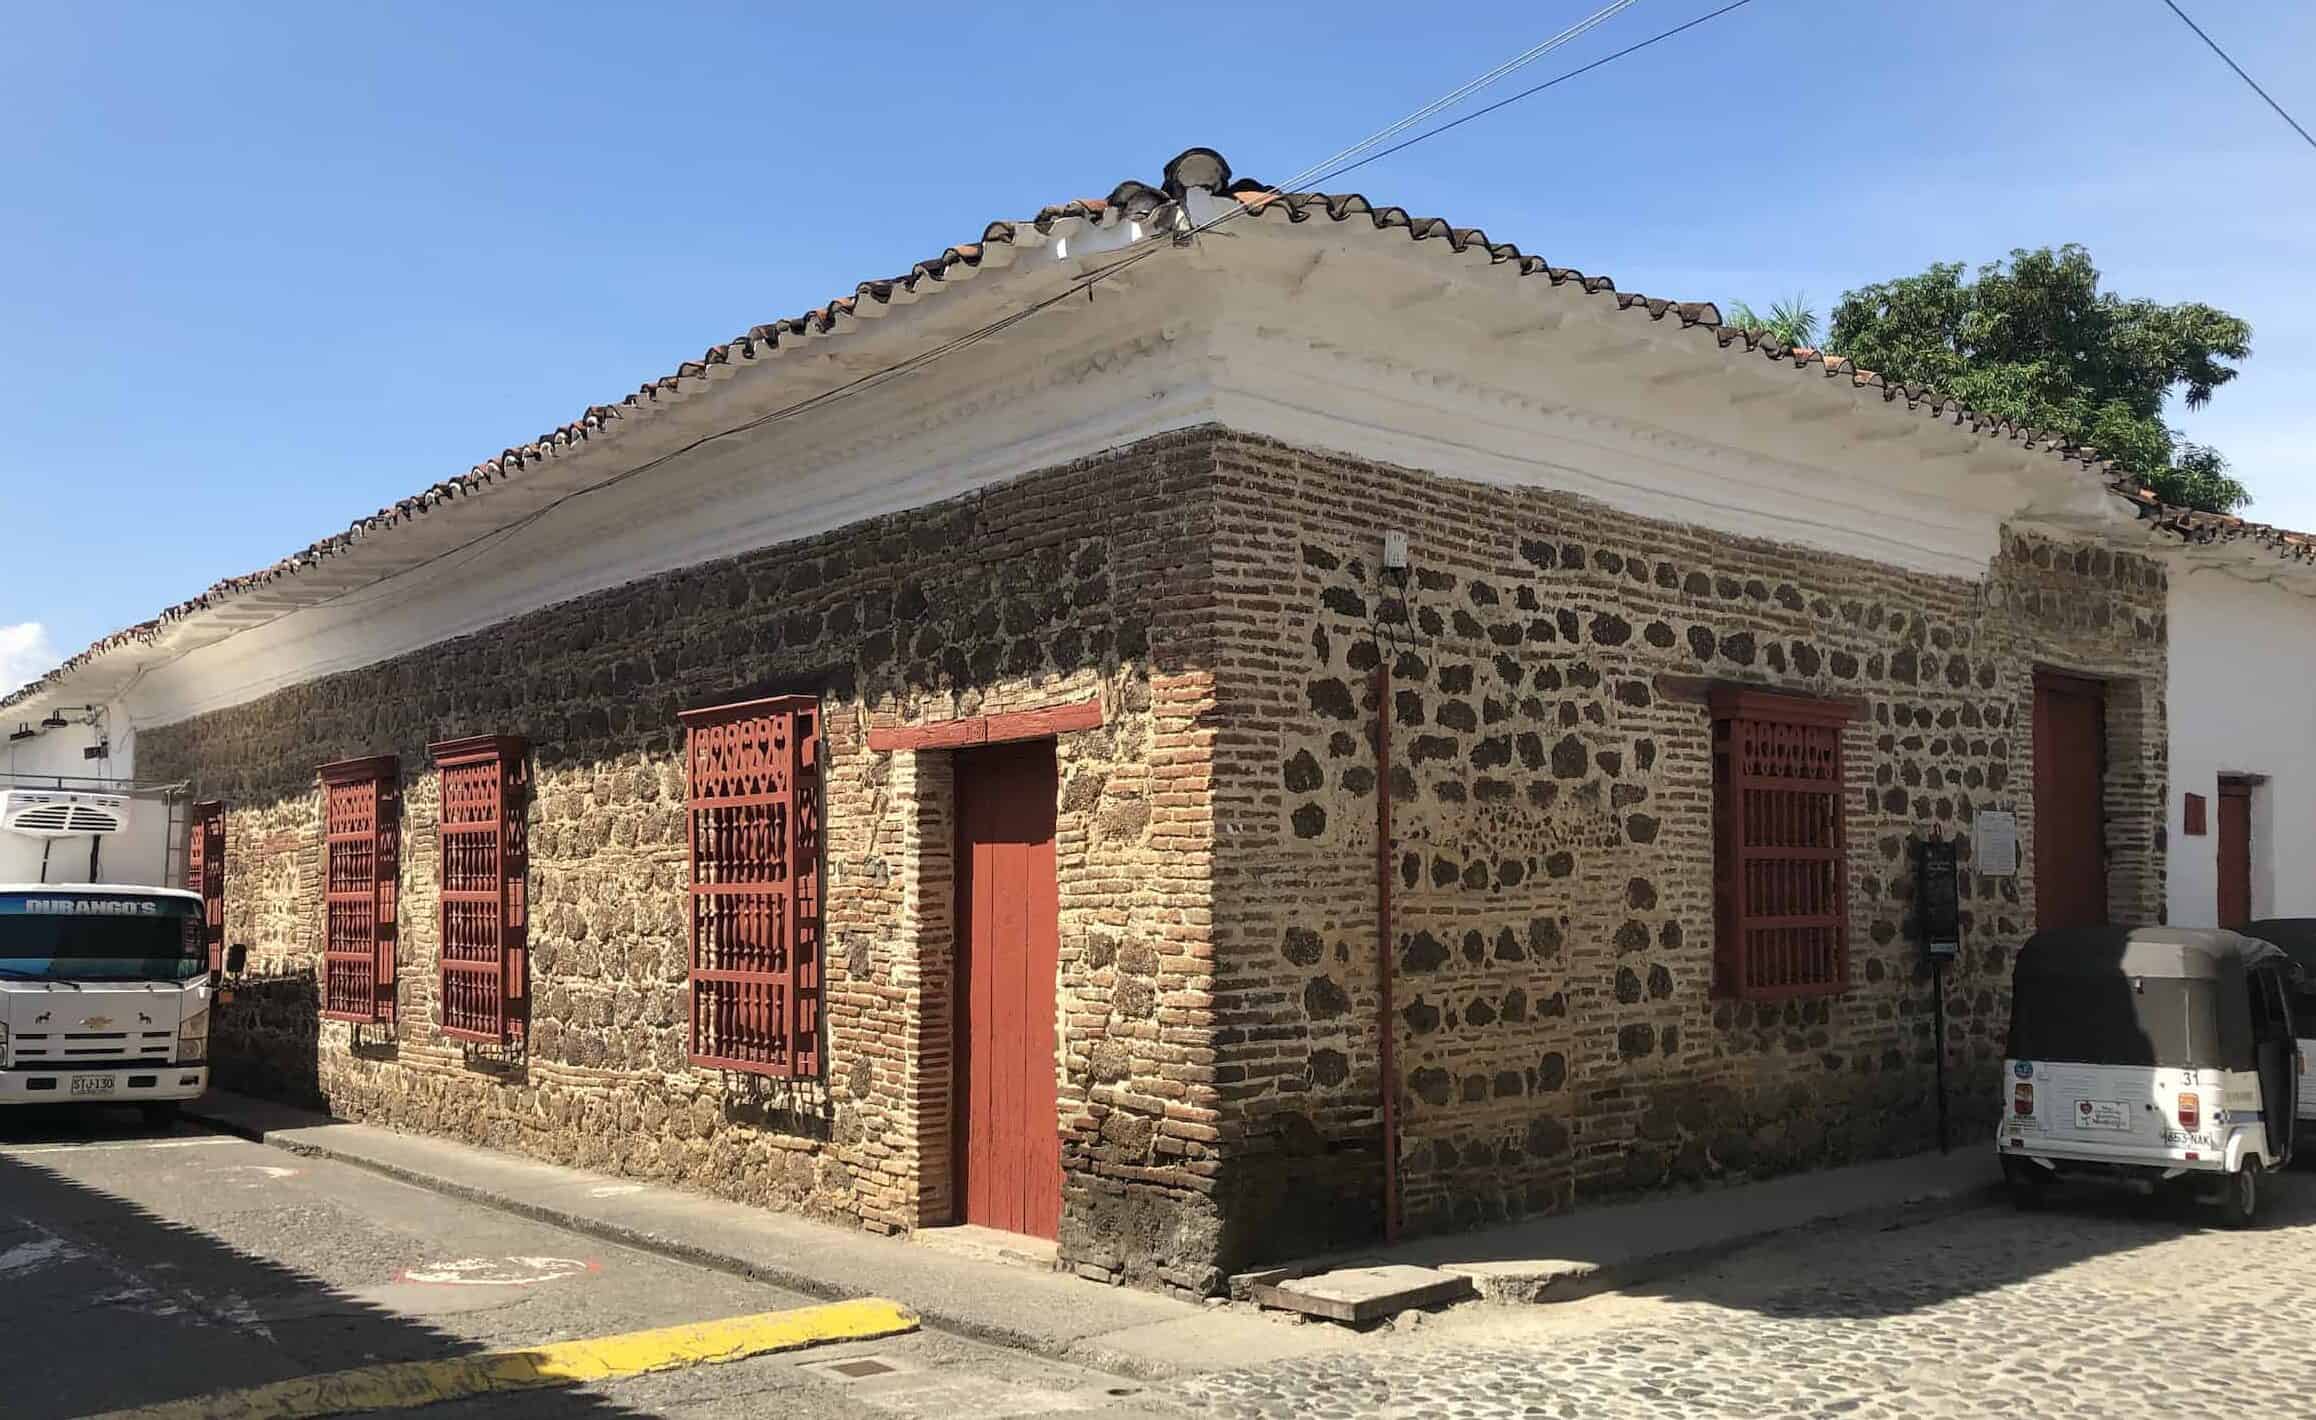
[0,790,130,838]
[1162,147,1232,199]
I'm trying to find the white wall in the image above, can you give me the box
[1,703,164,886]
[2166,564,2316,925]
[0,710,123,783]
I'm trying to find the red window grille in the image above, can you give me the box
[1712,689,1853,1000]
[319,756,400,1023]
[681,696,822,1079]
[430,736,528,1045]
[186,800,226,973]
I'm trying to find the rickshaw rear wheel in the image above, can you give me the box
[2215,1161,2261,1228]
[2000,1155,2048,1210]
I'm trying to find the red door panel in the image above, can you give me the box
[2217,779,2253,928]
[2033,675,2108,931]
[954,741,1062,1239]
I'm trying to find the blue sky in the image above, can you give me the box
[3,1,2310,691]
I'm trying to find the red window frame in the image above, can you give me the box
[319,755,400,1024]
[681,696,823,1079]
[430,736,528,1045]
[1711,688,1853,1000]
[186,800,226,973]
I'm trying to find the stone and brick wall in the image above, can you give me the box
[142,430,1225,1287]
[1203,431,2165,1249]
[142,420,2170,1291]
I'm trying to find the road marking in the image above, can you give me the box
[0,1137,238,1156]
[0,1232,82,1277]
[398,1255,599,1287]
[212,1164,302,1182]
[86,1297,920,1419]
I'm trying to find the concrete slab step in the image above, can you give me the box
[1248,1263,1476,1324]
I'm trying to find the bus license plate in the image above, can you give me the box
[2074,1099,2128,1130]
[70,1075,117,1097]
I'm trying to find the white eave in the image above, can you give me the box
[10,154,2308,726]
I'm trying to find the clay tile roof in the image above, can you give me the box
[2109,485,2316,565]
[8,145,2310,711]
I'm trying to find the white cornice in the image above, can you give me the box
[116,301,1212,733]
[88,221,2216,745]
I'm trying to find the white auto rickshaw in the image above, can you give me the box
[1998,926,2299,1226]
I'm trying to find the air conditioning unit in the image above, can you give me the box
[0,790,130,837]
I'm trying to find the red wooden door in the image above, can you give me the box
[2033,674,2107,931]
[2217,779,2253,928]
[954,740,1062,1239]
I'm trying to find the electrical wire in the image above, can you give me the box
[316,0,1675,611]
[1296,0,1756,190]
[2160,0,2316,153]
[55,0,1760,673]
[1260,0,1646,197]
[313,0,1759,611]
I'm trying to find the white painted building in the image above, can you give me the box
[2163,540,2316,926]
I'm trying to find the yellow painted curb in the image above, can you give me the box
[90,1296,919,1419]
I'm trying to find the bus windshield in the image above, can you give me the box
[0,892,205,983]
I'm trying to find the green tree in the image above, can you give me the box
[1724,294,1819,351]
[1823,245,2253,513]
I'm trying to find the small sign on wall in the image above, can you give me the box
[2183,793,2208,836]
[1974,811,2019,877]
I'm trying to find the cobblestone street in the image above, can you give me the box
[1151,1168,2316,1418]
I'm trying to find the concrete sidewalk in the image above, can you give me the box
[180,1090,1345,1382]
[185,1090,2002,1362]
[1252,1147,2003,1304]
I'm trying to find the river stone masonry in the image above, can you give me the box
[1204,430,2164,1247]
[140,423,2167,1289]
[143,430,1227,1292]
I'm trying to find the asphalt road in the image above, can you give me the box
[36,1099,2294,1419]
[0,1107,1145,1419]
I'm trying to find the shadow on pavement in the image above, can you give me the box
[0,1109,651,1420]
[1621,1162,2312,1321]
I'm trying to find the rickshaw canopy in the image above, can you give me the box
[2240,918,2316,977]
[2009,926,2290,1073]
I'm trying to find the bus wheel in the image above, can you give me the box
[139,1101,181,1129]
[2216,1161,2260,1228]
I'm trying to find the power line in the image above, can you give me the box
[91,0,1760,653]
[2160,0,2316,152]
[1265,0,1647,196]
[229,3,1740,621]
[1302,0,1757,189]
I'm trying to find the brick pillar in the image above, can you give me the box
[893,749,957,1228]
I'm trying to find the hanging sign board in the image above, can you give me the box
[1974,811,2019,877]
[1915,838,1960,960]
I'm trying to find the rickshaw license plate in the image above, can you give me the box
[69,1075,117,1097]
[2074,1099,2128,1130]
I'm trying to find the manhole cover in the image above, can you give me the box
[832,1359,897,1378]
[799,1354,914,1383]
